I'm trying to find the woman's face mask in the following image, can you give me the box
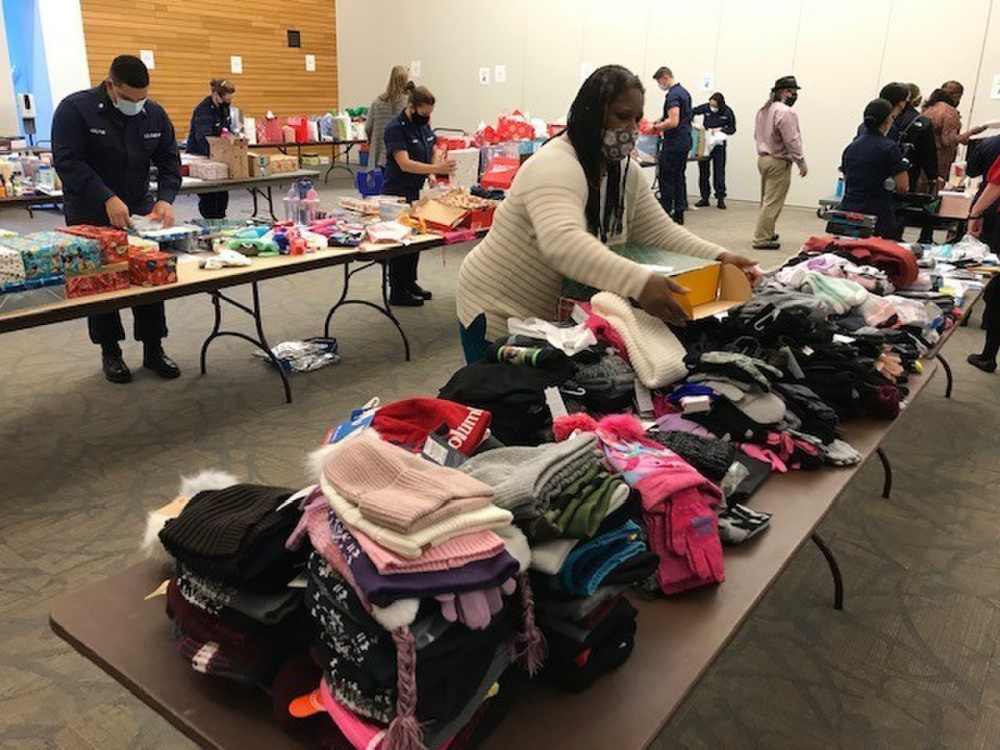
[602,128,637,162]
[709,102,719,113]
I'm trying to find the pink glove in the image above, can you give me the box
[436,579,515,630]
[668,490,724,583]
[739,442,789,473]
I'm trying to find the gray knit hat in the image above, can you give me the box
[459,435,600,519]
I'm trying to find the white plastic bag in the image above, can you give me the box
[951,233,990,263]
[703,129,727,153]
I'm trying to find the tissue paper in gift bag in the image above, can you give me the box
[130,251,177,287]
[59,225,129,264]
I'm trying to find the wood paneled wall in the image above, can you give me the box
[79,0,338,135]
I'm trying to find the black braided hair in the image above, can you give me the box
[564,65,644,242]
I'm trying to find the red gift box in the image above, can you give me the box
[474,125,500,147]
[498,116,535,141]
[65,262,130,298]
[129,251,177,287]
[467,207,495,231]
[59,225,129,264]
[480,157,520,190]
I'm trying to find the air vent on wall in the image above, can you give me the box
[287,30,301,48]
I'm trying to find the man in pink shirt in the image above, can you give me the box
[753,76,807,249]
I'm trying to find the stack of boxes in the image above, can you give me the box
[0,224,178,311]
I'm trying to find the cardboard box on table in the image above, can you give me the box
[444,148,480,188]
[559,244,752,320]
[411,198,469,233]
[207,135,250,180]
[65,262,130,298]
[58,225,129,264]
[248,152,299,177]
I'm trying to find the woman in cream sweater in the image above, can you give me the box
[456,65,759,363]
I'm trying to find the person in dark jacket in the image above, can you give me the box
[895,83,938,191]
[651,66,693,224]
[187,78,235,219]
[382,84,455,306]
[840,98,909,240]
[52,54,182,384]
[692,92,736,209]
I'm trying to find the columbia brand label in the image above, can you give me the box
[89,127,106,136]
[447,409,485,450]
[143,131,161,140]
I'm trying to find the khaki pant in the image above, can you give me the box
[754,155,792,244]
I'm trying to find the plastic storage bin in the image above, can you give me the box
[356,169,384,197]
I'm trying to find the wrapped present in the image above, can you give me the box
[187,160,229,180]
[0,245,26,283]
[130,251,177,287]
[0,236,62,279]
[127,235,160,258]
[65,263,130,298]
[59,225,129,264]
[25,231,101,276]
[0,275,66,313]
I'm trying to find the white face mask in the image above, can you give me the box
[658,82,670,92]
[114,96,147,117]
[709,105,719,113]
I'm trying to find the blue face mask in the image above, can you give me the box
[114,95,147,116]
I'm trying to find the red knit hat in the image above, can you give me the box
[371,398,491,456]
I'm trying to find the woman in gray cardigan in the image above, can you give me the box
[365,65,410,171]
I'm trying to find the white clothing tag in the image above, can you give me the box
[634,381,654,417]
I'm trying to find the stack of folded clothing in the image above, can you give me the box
[157,483,312,687]
[459,432,652,691]
[555,414,725,596]
[286,429,544,749]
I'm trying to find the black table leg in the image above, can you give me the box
[810,533,844,610]
[325,143,356,184]
[199,281,292,404]
[876,447,892,499]
[249,188,260,218]
[961,299,975,327]
[323,259,411,361]
[936,353,953,399]
[264,186,277,222]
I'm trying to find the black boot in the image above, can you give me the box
[142,340,181,379]
[672,211,685,225]
[717,198,727,209]
[967,353,997,373]
[389,291,424,307]
[410,283,433,301]
[695,198,710,208]
[101,343,132,384]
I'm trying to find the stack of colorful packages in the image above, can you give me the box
[457,431,653,692]
[156,483,312,689]
[285,401,545,750]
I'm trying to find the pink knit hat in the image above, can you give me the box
[324,431,495,535]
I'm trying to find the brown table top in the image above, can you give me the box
[0,233,446,334]
[49,360,938,750]
[249,140,366,148]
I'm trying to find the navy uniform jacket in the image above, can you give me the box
[52,85,181,225]
[187,96,232,157]
[383,110,436,200]
[840,126,906,237]
[692,103,737,136]
[661,83,693,153]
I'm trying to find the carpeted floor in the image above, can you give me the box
[1,179,997,749]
